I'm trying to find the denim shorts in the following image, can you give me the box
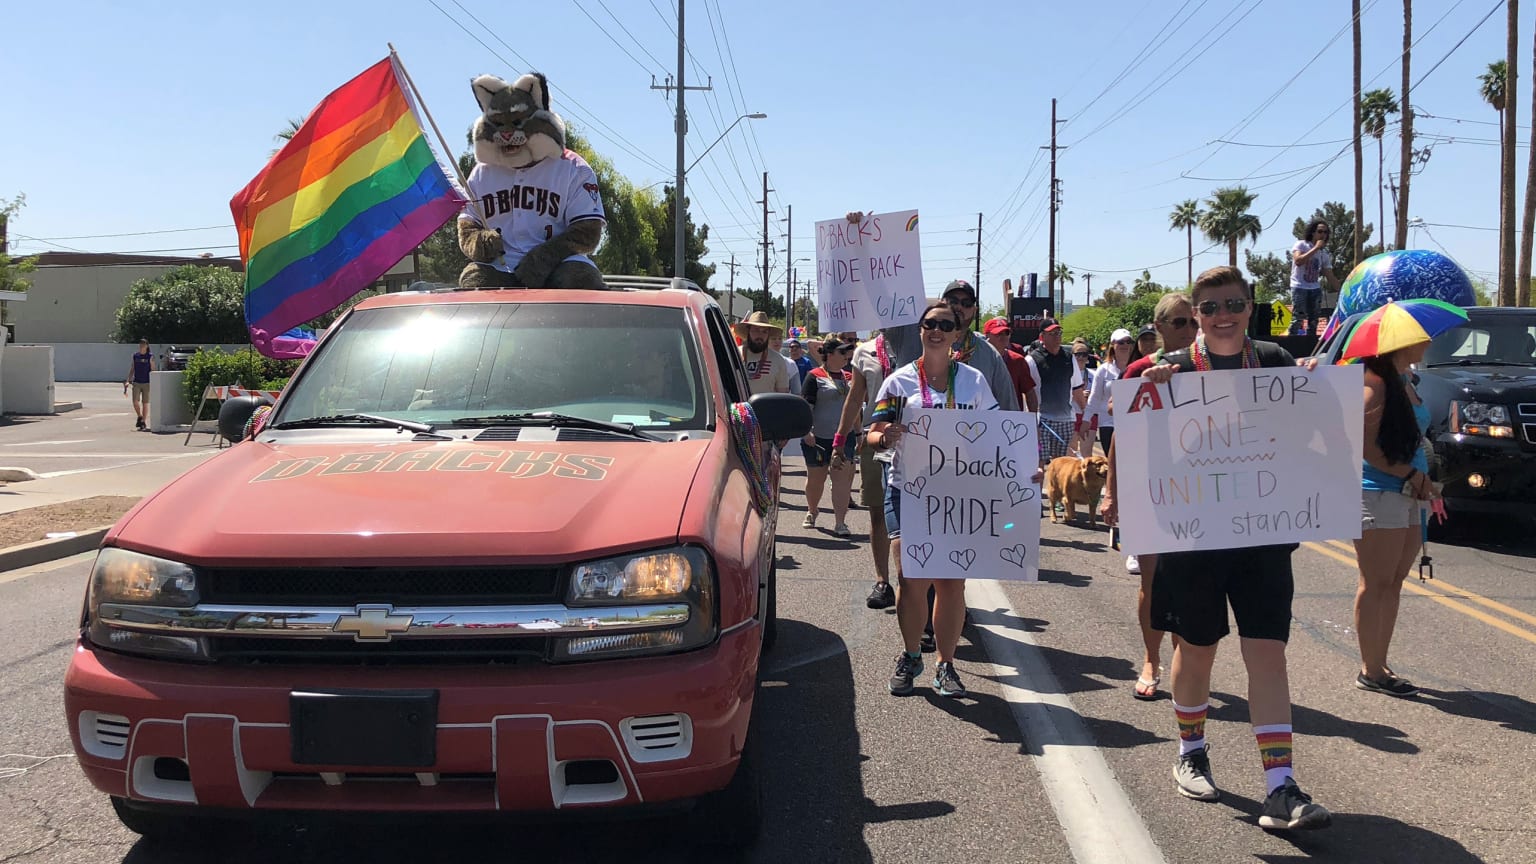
[883,482,902,539]
[1362,489,1421,531]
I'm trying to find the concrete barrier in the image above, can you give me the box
[2,345,55,415]
[149,371,193,432]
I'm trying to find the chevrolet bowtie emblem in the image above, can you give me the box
[334,605,414,642]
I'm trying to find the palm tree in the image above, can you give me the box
[1054,263,1075,295]
[1481,59,1515,303]
[271,117,304,156]
[1198,186,1263,268]
[1395,0,1414,251]
[1360,89,1400,249]
[1168,200,1202,286]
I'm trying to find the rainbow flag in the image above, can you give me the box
[231,56,466,358]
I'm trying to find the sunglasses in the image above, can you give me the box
[1113,339,1134,346]
[1197,298,1250,316]
[1159,316,1194,329]
[1073,351,1090,357]
[946,297,977,308]
[921,318,959,332]
[823,345,854,355]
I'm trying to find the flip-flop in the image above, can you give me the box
[1134,677,1160,700]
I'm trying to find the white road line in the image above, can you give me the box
[3,439,93,447]
[74,412,135,418]
[21,452,198,459]
[0,551,96,585]
[970,580,1167,864]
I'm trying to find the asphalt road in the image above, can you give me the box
[2,451,1535,862]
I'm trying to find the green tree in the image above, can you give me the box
[113,265,249,343]
[0,194,38,295]
[1094,280,1128,308]
[1360,88,1400,249]
[1481,59,1517,304]
[1244,250,1290,304]
[1061,306,1111,348]
[1168,199,1202,287]
[413,149,478,284]
[1131,270,1167,299]
[1292,202,1371,280]
[660,187,715,289]
[1054,263,1075,292]
[1199,186,1264,267]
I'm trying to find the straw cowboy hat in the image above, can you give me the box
[731,311,784,338]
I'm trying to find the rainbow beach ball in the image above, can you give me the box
[1335,249,1474,318]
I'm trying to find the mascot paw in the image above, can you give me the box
[459,262,520,290]
[545,260,607,291]
[512,245,564,289]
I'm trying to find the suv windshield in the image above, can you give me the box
[273,302,708,430]
[1424,317,1536,367]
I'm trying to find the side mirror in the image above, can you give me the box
[218,396,273,443]
[747,393,812,441]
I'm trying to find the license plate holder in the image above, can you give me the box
[290,689,438,767]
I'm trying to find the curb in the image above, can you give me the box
[0,525,109,573]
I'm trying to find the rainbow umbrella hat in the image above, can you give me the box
[1340,298,1469,361]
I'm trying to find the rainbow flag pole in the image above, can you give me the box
[231,49,470,358]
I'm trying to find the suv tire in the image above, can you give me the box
[691,711,763,852]
[110,797,228,841]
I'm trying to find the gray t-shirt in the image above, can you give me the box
[801,369,854,438]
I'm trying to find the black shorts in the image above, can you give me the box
[1149,545,1296,646]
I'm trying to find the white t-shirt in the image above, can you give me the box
[741,347,793,396]
[1083,359,1123,428]
[870,361,999,484]
[458,150,607,272]
[1290,240,1330,290]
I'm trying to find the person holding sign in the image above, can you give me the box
[869,300,999,698]
[1101,266,1331,832]
[800,336,858,536]
[1353,343,1436,697]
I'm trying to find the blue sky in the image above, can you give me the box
[3,0,1529,308]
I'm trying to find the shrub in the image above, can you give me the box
[182,348,296,417]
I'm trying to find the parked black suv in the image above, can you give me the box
[1319,307,1536,521]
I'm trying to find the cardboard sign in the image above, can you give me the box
[814,210,924,332]
[1110,365,1365,554]
[897,407,1040,581]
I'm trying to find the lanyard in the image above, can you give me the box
[915,357,957,409]
[875,334,893,377]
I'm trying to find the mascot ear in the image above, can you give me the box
[470,75,508,114]
[513,72,552,112]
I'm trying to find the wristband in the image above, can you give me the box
[832,433,847,448]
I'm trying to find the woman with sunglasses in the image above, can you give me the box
[869,300,999,698]
[800,336,858,536]
[1102,267,1331,832]
[1114,293,1196,698]
[1083,328,1135,456]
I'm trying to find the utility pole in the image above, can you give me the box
[973,212,982,300]
[1083,273,1093,307]
[758,172,774,310]
[785,205,793,330]
[725,254,739,319]
[1042,98,1065,317]
[649,0,712,281]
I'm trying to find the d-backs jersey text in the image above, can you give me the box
[459,150,606,272]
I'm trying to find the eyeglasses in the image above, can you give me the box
[1073,351,1090,357]
[946,297,977,308]
[921,318,959,332]
[1159,316,1193,329]
[1197,298,1250,316]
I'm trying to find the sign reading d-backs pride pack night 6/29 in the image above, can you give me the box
[814,210,925,333]
[1111,366,1365,555]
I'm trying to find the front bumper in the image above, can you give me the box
[1432,433,1536,518]
[64,623,759,814]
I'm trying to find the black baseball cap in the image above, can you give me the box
[942,279,976,299]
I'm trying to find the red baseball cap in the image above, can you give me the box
[983,317,1012,336]
[1041,322,1063,334]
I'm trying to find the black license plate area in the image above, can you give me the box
[290,689,438,767]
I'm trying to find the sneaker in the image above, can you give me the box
[135,417,145,430]
[1172,745,1219,801]
[889,653,923,696]
[866,581,895,609]
[801,513,816,528]
[919,628,936,653]
[1259,778,1332,831]
[1355,672,1419,697]
[932,661,967,697]
[834,523,851,538]
[1125,555,1140,575]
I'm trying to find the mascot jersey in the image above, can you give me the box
[459,150,607,272]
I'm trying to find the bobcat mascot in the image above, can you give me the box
[457,73,608,290]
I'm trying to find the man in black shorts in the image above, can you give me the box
[1101,266,1331,833]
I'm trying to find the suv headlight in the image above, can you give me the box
[85,548,208,660]
[1451,401,1515,438]
[556,547,716,661]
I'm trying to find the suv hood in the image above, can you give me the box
[112,438,709,565]
[1421,365,1536,401]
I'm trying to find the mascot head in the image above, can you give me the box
[470,72,566,170]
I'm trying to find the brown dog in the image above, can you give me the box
[1044,455,1110,525]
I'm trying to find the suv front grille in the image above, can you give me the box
[206,636,552,665]
[1517,403,1536,418]
[198,566,562,606]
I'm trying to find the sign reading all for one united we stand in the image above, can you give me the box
[1110,365,1365,555]
[898,407,1040,581]
[814,209,925,332]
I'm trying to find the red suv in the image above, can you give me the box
[64,277,809,849]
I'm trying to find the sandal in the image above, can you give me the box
[1133,676,1160,700]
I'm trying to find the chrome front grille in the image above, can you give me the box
[1525,423,1536,445]
[198,566,561,606]
[1518,403,1536,417]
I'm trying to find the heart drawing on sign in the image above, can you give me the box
[1006,481,1035,506]
[906,542,934,567]
[903,476,927,497]
[955,421,987,444]
[1000,544,1029,568]
[948,549,977,571]
[907,414,932,438]
[1001,419,1031,445]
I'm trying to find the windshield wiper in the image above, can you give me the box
[449,411,662,440]
[271,413,437,434]
[1426,359,1536,368]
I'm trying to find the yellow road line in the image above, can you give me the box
[1318,539,1536,628]
[1301,541,1536,647]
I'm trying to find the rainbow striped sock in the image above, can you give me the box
[1173,701,1208,756]
[1254,724,1294,793]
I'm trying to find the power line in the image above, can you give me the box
[596,0,671,71]
[570,0,663,76]
[21,225,233,240]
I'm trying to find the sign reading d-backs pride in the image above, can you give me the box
[1110,366,1365,555]
[814,209,924,332]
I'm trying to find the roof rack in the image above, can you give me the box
[602,275,706,293]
